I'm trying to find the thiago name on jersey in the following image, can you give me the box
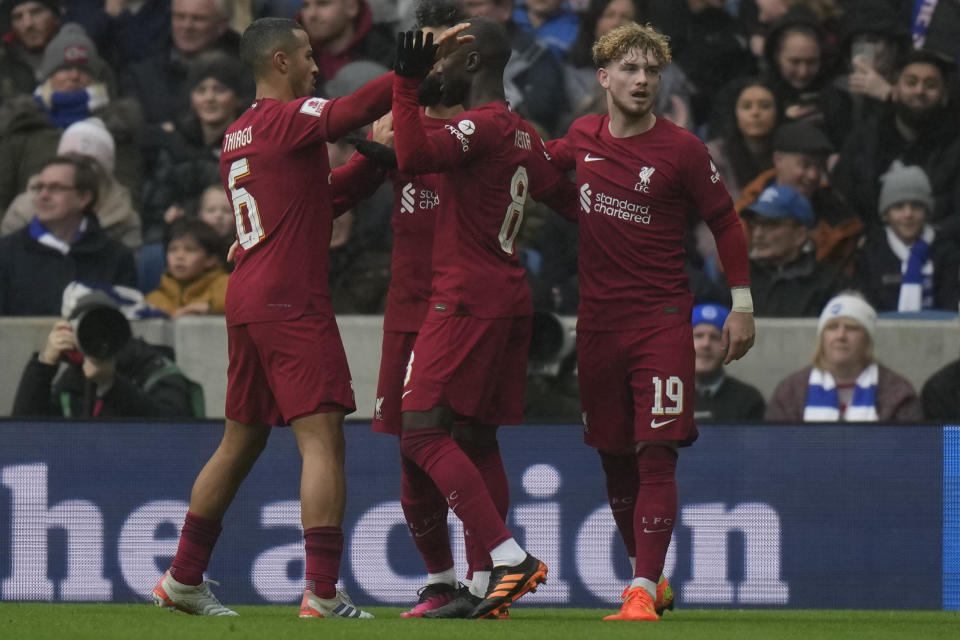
[223,126,254,153]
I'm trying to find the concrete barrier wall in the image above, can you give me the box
[2,315,958,419]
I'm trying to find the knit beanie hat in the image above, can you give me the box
[57,117,115,174]
[692,304,729,332]
[5,0,61,20]
[817,292,877,341]
[186,52,253,100]
[36,23,101,81]
[877,161,934,217]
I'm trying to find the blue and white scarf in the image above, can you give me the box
[29,216,88,255]
[803,364,879,422]
[886,225,934,311]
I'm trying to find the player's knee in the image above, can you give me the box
[598,449,635,475]
[636,444,677,484]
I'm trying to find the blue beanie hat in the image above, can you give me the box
[692,304,729,332]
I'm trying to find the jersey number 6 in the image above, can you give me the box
[228,157,265,250]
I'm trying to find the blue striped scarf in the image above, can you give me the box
[803,364,879,422]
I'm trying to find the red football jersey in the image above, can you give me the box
[220,75,391,326]
[383,116,447,333]
[392,76,577,318]
[548,114,749,331]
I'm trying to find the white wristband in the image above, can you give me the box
[731,286,754,313]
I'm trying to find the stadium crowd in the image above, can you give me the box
[1,0,959,422]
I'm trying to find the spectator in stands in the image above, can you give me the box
[512,0,579,60]
[831,48,960,225]
[560,0,694,132]
[737,121,863,274]
[2,117,142,251]
[757,5,850,149]
[0,23,143,212]
[0,0,62,102]
[766,291,923,422]
[0,155,136,316]
[922,356,960,420]
[742,183,845,317]
[64,0,171,75]
[194,183,235,265]
[146,217,229,318]
[298,0,395,92]
[854,162,960,312]
[692,303,765,423]
[11,289,200,418]
[461,0,567,135]
[706,77,779,203]
[836,0,910,123]
[140,52,250,244]
[645,0,756,129]
[121,0,240,125]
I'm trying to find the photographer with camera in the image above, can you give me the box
[11,289,201,418]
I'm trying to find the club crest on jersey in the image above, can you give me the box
[634,166,656,193]
[375,396,384,421]
[299,97,328,118]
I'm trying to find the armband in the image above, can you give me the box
[731,286,754,313]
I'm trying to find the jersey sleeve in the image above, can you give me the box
[273,73,394,150]
[329,150,387,217]
[528,132,578,222]
[392,75,488,174]
[545,134,577,172]
[683,137,750,287]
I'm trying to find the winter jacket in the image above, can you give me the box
[922,359,960,421]
[0,217,137,316]
[694,375,766,423]
[12,338,199,418]
[145,267,229,316]
[765,363,923,422]
[853,225,960,312]
[750,251,846,317]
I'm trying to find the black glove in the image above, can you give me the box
[353,139,398,170]
[395,30,437,78]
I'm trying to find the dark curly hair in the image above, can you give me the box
[415,0,468,30]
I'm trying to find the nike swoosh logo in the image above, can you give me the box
[650,417,677,429]
[643,527,669,534]
[584,153,605,162]
[402,390,412,399]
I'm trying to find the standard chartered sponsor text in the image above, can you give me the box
[592,192,651,224]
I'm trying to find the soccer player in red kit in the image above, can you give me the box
[547,23,756,621]
[389,20,578,619]
[150,17,466,619]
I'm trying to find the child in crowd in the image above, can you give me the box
[195,183,236,267]
[853,162,960,312]
[146,218,229,318]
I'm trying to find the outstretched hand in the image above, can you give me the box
[395,30,438,77]
[395,24,474,77]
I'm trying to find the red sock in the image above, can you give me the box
[170,511,222,586]
[633,446,678,581]
[460,438,507,573]
[305,526,343,599]
[400,454,454,574]
[400,428,511,553]
[599,450,639,557]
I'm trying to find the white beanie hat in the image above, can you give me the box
[57,117,115,174]
[817,292,877,341]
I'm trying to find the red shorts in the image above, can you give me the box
[372,330,418,435]
[226,314,356,426]
[577,324,697,451]
[401,310,531,425]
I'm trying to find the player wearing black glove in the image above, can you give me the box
[395,30,438,77]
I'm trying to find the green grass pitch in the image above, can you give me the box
[1,604,959,640]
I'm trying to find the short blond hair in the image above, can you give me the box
[592,22,672,69]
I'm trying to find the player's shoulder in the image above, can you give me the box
[567,113,606,137]
[656,117,706,151]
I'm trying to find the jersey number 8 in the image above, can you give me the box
[498,166,528,255]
